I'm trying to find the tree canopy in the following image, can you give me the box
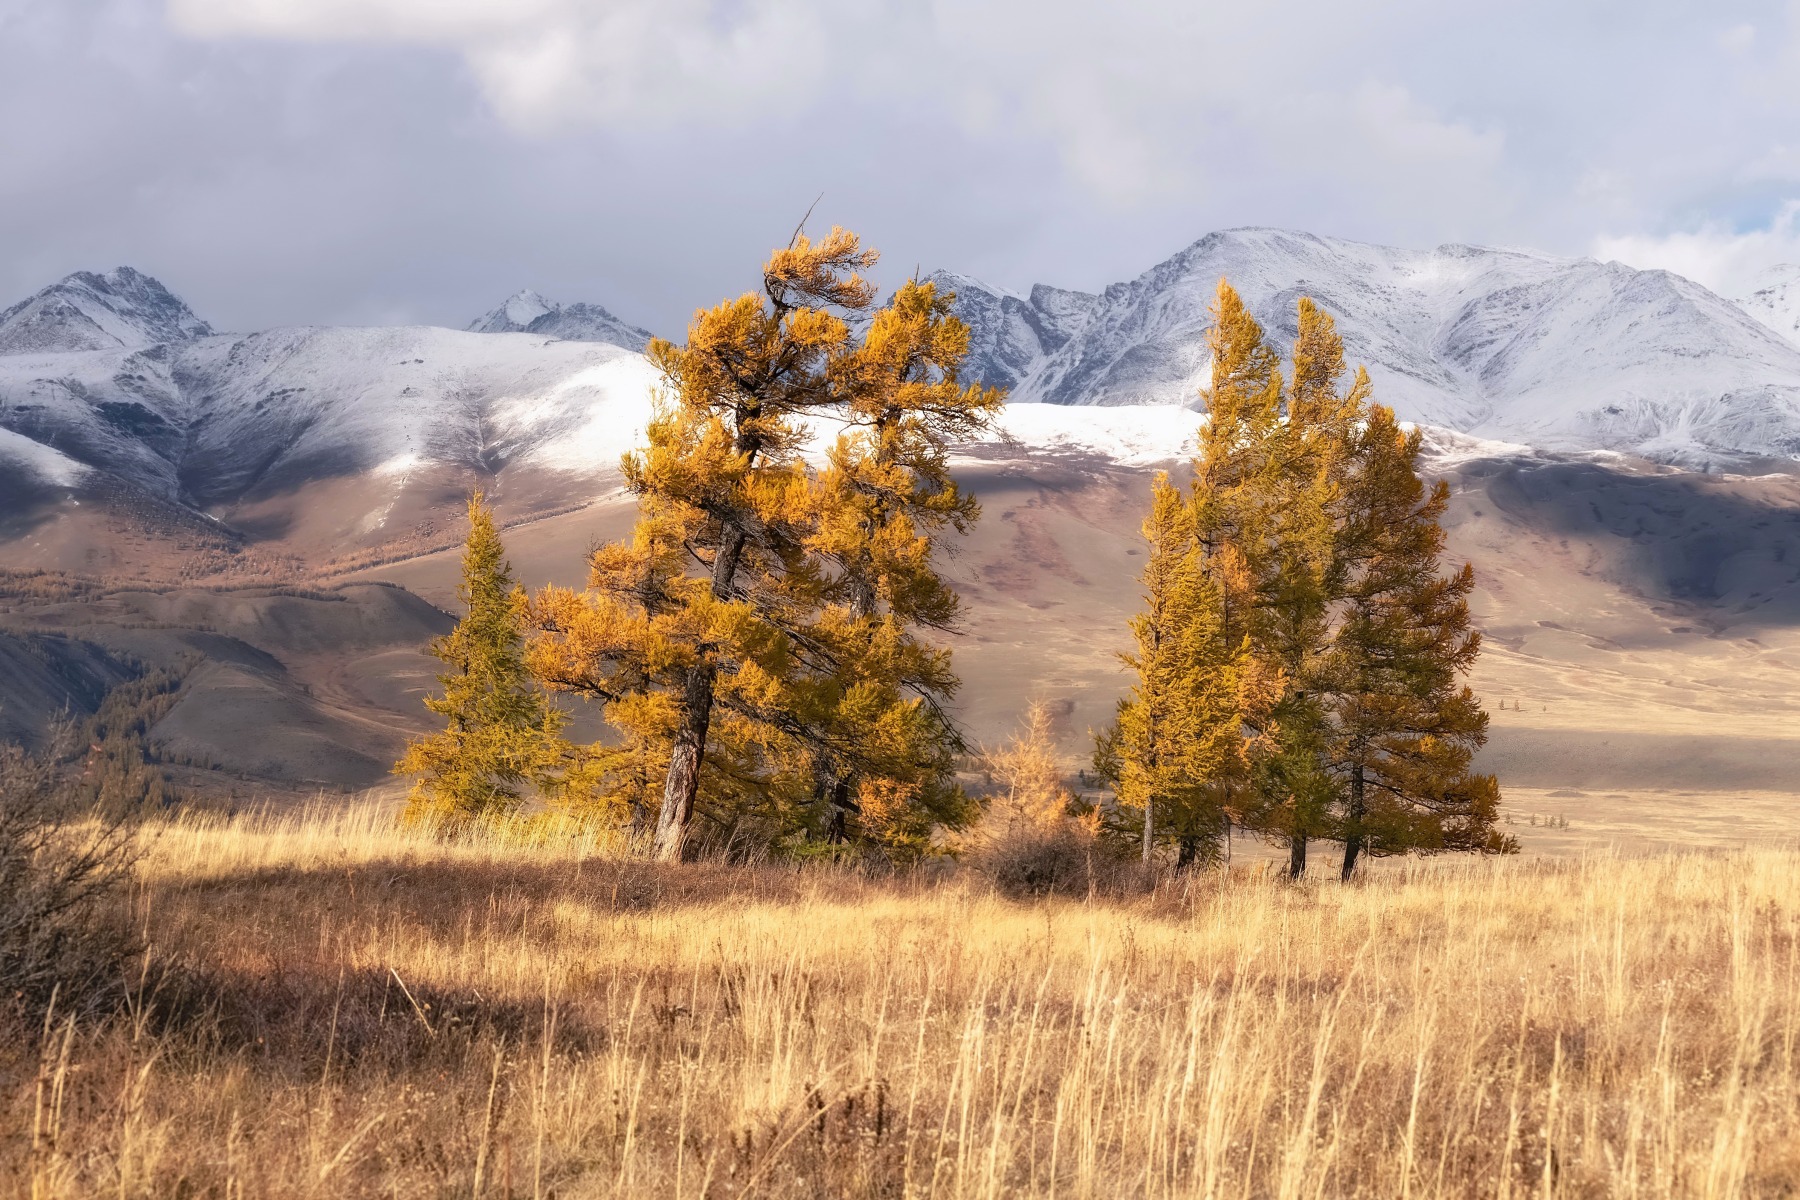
[1101,281,1514,876]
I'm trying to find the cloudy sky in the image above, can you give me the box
[5,0,1800,336]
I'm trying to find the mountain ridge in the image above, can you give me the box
[931,227,1800,464]
[8,232,1800,564]
[0,266,213,356]
[468,288,653,352]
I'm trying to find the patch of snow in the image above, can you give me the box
[1734,265,1800,347]
[1412,426,1537,468]
[483,290,554,331]
[495,355,664,473]
[973,403,1202,465]
[0,425,88,486]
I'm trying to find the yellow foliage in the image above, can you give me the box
[1106,279,1506,877]
[528,231,999,859]
[974,701,1076,839]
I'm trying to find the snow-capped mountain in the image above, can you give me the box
[468,289,653,352]
[1737,266,1800,347]
[15,231,1800,545]
[934,228,1800,464]
[926,272,1099,396]
[0,267,214,356]
[0,269,661,516]
[0,323,659,508]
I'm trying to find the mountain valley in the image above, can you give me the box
[4,232,1800,855]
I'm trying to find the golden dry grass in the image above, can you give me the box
[6,804,1800,1198]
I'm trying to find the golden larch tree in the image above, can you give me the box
[791,277,1003,853]
[1096,469,1263,866]
[1117,282,1511,877]
[1191,280,1335,876]
[530,232,998,861]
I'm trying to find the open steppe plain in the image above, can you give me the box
[4,803,1798,1197]
[7,440,1800,1196]
[331,441,1800,859]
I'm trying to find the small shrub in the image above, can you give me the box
[0,740,140,1030]
[965,702,1123,896]
[977,822,1096,896]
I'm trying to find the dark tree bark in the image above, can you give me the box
[827,779,854,844]
[1142,790,1155,865]
[652,526,748,862]
[1340,763,1367,881]
[653,660,717,862]
[1288,834,1308,880]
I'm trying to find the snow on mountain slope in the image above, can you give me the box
[1736,266,1800,347]
[926,271,1098,395]
[14,233,1800,555]
[0,425,89,488]
[0,343,190,495]
[0,267,213,356]
[938,228,1800,464]
[0,324,661,508]
[469,288,654,352]
[966,403,1201,466]
[469,290,555,333]
[172,326,659,503]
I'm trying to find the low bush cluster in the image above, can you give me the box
[0,741,139,1031]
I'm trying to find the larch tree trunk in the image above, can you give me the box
[1340,763,1367,881]
[1288,834,1308,880]
[1142,785,1155,865]
[653,660,717,861]
[652,525,749,862]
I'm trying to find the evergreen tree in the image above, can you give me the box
[1326,395,1514,877]
[396,492,564,830]
[1095,471,1258,866]
[1110,281,1512,877]
[528,231,998,861]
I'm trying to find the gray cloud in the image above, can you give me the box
[3,0,1798,337]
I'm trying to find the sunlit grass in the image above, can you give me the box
[8,807,1799,1197]
[137,795,627,880]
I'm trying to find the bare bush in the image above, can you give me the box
[0,740,139,1029]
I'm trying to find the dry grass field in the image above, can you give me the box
[5,801,1799,1199]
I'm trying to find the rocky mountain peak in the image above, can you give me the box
[0,266,214,356]
[937,228,1800,464]
[467,289,652,352]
